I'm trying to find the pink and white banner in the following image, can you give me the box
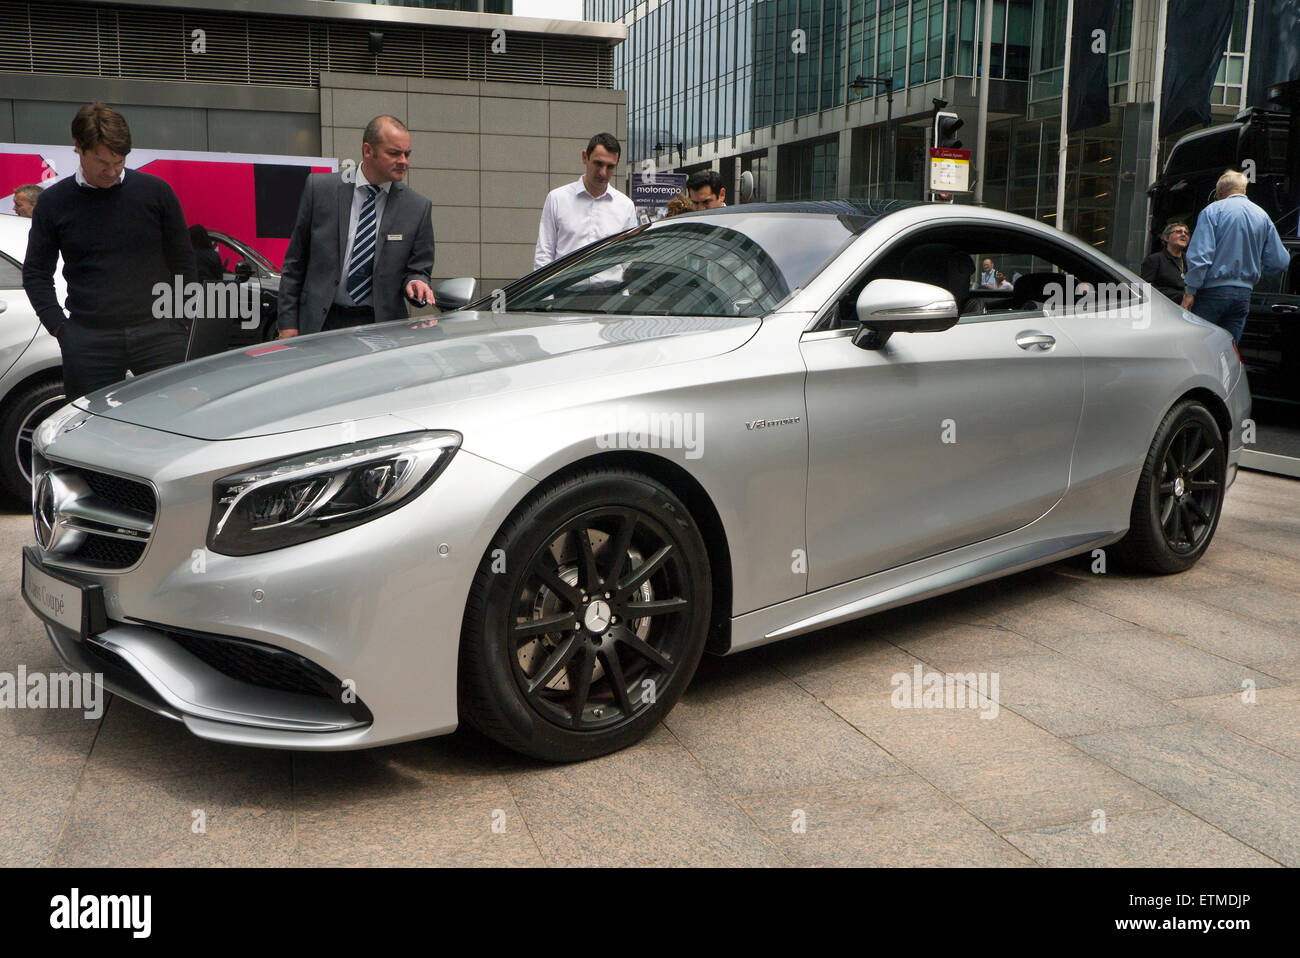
[0,144,336,269]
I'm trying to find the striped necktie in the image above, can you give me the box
[346,184,381,304]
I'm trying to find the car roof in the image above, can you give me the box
[664,200,1123,264]
[697,199,926,217]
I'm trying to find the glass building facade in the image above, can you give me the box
[587,0,1257,269]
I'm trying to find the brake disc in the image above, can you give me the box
[516,529,654,692]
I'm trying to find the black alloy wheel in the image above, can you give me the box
[1116,399,1226,573]
[1156,417,1222,554]
[460,469,711,761]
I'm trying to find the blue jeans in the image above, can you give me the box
[1194,286,1251,343]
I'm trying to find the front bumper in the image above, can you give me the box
[28,412,535,750]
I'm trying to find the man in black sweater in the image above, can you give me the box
[1140,220,1190,303]
[22,103,195,400]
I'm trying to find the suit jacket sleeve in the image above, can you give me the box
[403,196,436,288]
[277,175,315,332]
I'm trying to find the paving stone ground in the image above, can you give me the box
[2,470,1296,867]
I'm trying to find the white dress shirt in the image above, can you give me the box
[74,167,126,188]
[335,165,391,306]
[534,178,638,270]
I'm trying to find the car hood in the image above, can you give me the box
[75,310,760,440]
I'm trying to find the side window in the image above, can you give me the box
[823,225,1128,331]
[970,243,1131,321]
[0,253,22,289]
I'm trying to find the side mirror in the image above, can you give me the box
[852,279,959,350]
[433,277,477,310]
[233,261,254,281]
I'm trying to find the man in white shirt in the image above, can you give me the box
[534,132,638,270]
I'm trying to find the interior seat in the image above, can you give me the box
[899,244,976,312]
[1012,272,1068,310]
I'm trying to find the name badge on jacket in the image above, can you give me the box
[387,233,403,241]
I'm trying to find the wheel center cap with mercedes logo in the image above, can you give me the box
[583,599,612,633]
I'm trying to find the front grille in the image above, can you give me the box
[78,470,156,520]
[35,454,157,571]
[74,535,146,569]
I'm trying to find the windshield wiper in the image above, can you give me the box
[530,304,616,314]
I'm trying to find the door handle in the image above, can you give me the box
[1015,331,1055,351]
[1271,304,1299,314]
[0,300,7,314]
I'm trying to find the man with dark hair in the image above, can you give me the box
[278,114,435,337]
[1140,220,1191,303]
[686,169,726,209]
[22,103,195,399]
[12,184,42,217]
[534,132,637,269]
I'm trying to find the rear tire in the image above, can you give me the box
[1114,399,1226,574]
[0,380,65,500]
[458,468,711,762]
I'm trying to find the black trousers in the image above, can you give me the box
[322,304,376,330]
[57,318,189,400]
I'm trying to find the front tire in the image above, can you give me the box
[459,468,712,762]
[1114,399,1226,573]
[0,380,65,500]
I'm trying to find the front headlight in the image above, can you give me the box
[208,431,460,555]
[33,403,89,454]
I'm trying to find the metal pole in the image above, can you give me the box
[1035,119,1044,216]
[1056,0,1077,230]
[886,81,894,199]
[974,0,994,204]
[1145,0,1170,248]
[1240,0,1256,108]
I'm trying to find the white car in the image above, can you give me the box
[0,212,64,499]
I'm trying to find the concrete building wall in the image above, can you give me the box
[321,72,627,293]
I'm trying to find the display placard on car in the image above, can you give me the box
[21,546,108,639]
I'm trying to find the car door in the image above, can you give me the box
[800,227,1085,591]
[1240,241,1300,403]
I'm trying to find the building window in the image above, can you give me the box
[1211,0,1250,108]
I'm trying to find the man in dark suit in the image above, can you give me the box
[278,115,435,338]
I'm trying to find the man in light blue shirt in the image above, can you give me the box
[1181,169,1290,343]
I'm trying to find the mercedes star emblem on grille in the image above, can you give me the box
[33,472,55,550]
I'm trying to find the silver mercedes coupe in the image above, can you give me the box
[22,201,1249,761]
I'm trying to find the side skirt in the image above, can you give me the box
[725,529,1122,654]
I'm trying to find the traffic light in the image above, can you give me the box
[935,111,964,150]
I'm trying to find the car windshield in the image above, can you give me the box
[504,211,872,317]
